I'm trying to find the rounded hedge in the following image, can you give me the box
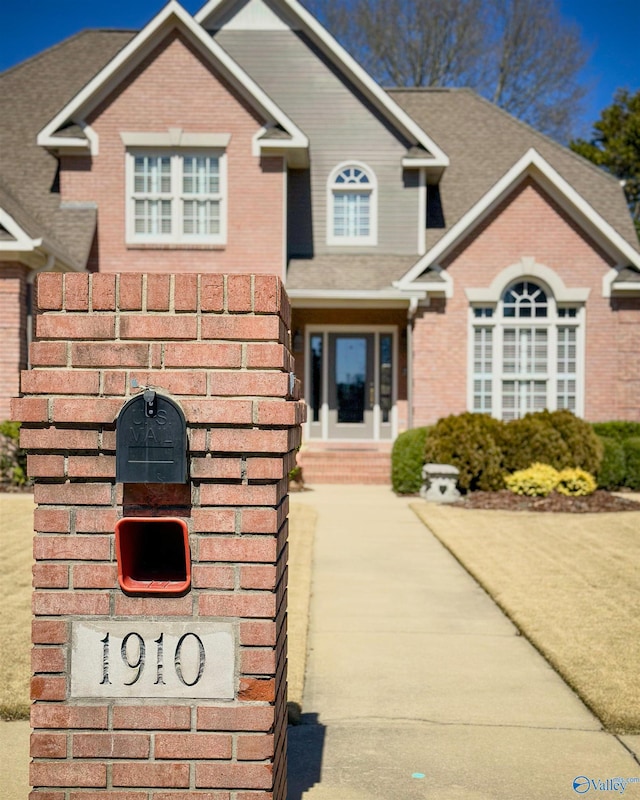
[391,426,430,494]
[423,412,505,492]
[502,410,602,475]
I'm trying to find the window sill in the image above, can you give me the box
[126,243,227,251]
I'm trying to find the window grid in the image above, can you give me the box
[556,325,577,411]
[329,163,376,245]
[470,281,582,420]
[129,151,224,244]
[472,326,493,412]
[334,193,370,238]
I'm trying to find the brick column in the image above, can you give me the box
[13,272,304,800]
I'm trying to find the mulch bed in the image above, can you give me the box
[454,489,640,512]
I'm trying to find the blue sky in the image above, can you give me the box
[0,0,638,136]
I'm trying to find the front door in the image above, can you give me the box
[306,329,395,441]
[328,333,375,439]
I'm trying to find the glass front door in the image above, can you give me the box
[329,333,374,438]
[307,330,395,441]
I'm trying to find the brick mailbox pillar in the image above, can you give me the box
[13,272,304,800]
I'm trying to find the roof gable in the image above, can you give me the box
[37,0,308,163]
[196,0,449,168]
[397,148,640,288]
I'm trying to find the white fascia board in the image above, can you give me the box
[396,148,640,287]
[286,288,426,304]
[196,0,448,167]
[401,157,440,168]
[602,267,640,297]
[614,283,640,291]
[0,208,42,252]
[38,1,307,153]
[252,126,309,166]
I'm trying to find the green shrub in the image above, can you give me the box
[423,413,505,492]
[502,413,567,473]
[556,467,597,496]
[544,410,602,474]
[596,436,626,489]
[502,410,602,475]
[391,426,430,494]
[623,438,640,491]
[505,463,560,496]
[0,421,27,487]
[592,421,640,441]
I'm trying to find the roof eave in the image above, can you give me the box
[396,148,640,286]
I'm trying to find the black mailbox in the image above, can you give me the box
[116,390,187,484]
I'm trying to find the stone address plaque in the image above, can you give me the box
[71,621,235,699]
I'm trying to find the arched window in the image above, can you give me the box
[470,278,583,420]
[327,163,377,245]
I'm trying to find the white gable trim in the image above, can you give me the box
[396,148,640,288]
[465,257,590,303]
[0,208,42,252]
[37,1,308,158]
[196,0,449,167]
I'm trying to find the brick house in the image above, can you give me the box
[1,0,639,475]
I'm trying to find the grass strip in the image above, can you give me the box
[411,501,640,734]
[0,494,34,720]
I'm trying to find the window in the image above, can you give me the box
[327,162,377,245]
[471,280,583,420]
[127,151,226,244]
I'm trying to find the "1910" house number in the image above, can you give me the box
[100,631,206,687]
[71,621,235,699]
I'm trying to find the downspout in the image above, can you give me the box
[406,296,419,431]
[26,252,55,369]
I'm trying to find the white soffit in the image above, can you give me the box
[37,1,307,155]
[397,147,640,287]
[196,0,449,166]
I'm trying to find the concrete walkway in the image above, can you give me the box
[287,486,640,800]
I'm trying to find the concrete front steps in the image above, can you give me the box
[297,447,392,485]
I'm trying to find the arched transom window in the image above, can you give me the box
[328,163,377,245]
[471,279,583,420]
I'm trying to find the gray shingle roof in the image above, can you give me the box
[389,87,640,255]
[1,33,637,282]
[0,30,135,267]
[287,255,419,291]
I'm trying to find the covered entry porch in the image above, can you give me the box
[289,303,417,484]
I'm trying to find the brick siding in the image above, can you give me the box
[412,179,640,425]
[60,32,285,276]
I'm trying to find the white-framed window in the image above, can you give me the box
[126,150,226,245]
[327,162,377,246]
[470,279,584,420]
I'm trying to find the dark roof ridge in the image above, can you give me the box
[388,84,626,194]
[0,28,138,79]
